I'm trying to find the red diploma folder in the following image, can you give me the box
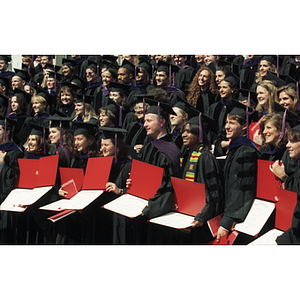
[15,155,59,188]
[256,159,281,202]
[275,187,297,231]
[59,168,84,199]
[35,155,59,187]
[171,176,206,216]
[15,159,39,188]
[127,159,164,199]
[82,156,113,190]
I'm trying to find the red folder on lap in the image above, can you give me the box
[15,159,39,188]
[103,160,164,218]
[171,176,206,216]
[249,187,297,245]
[149,177,206,229]
[256,159,281,202]
[82,156,113,190]
[127,159,164,199]
[275,187,297,231]
[36,155,59,187]
[59,168,84,199]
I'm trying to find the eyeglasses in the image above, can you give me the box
[86,72,94,76]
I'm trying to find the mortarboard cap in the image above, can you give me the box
[238,88,258,106]
[62,58,77,69]
[99,126,127,140]
[217,59,232,68]
[74,93,93,104]
[15,122,49,145]
[69,74,88,89]
[0,114,16,129]
[230,99,257,120]
[72,121,98,137]
[0,115,17,142]
[156,60,179,75]
[99,126,127,161]
[187,112,217,135]
[101,55,118,63]
[261,56,276,65]
[110,82,131,95]
[120,59,135,75]
[0,55,11,62]
[47,114,73,128]
[223,73,240,87]
[274,102,298,128]
[173,95,200,119]
[25,80,38,90]
[13,68,30,82]
[12,88,32,103]
[137,57,152,76]
[60,81,82,92]
[0,76,9,87]
[144,98,176,120]
[36,86,56,106]
[49,108,68,117]
[48,71,62,82]
[265,72,286,87]
[44,63,61,73]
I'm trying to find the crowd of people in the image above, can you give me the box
[0,54,300,245]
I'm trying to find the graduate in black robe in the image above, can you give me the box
[9,89,31,148]
[112,100,181,244]
[0,116,24,244]
[208,76,239,155]
[55,121,100,244]
[270,128,300,244]
[174,55,196,95]
[216,103,261,243]
[180,114,224,243]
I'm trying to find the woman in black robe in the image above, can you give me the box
[271,129,300,244]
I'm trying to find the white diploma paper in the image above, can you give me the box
[149,212,194,229]
[235,199,275,236]
[103,194,148,218]
[248,229,284,245]
[40,190,104,211]
[0,186,53,212]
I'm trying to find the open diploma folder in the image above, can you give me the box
[149,177,206,229]
[40,156,113,211]
[249,188,297,245]
[103,159,164,218]
[0,155,59,212]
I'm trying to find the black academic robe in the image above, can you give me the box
[208,99,233,145]
[195,90,217,115]
[124,121,147,147]
[0,143,23,244]
[219,136,261,230]
[281,58,300,81]
[86,81,102,112]
[0,142,24,203]
[113,134,181,244]
[175,66,195,95]
[57,104,76,118]
[276,164,300,244]
[260,145,287,162]
[9,113,28,147]
[239,57,262,90]
[163,86,186,107]
[180,146,224,223]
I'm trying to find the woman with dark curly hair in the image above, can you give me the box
[187,66,218,115]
